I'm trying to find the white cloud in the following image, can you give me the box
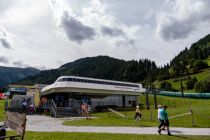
[101,26,125,37]
[0,27,12,49]
[50,0,96,44]
[12,59,46,70]
[0,0,210,69]
[0,55,9,64]
[12,60,26,67]
[0,0,51,27]
[82,0,140,48]
[156,0,210,41]
[50,0,139,48]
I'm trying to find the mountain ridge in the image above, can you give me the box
[0,66,40,88]
[15,56,157,85]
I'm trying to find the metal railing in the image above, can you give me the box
[73,98,81,115]
[42,99,57,117]
[50,99,57,118]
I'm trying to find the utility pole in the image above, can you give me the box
[146,91,150,110]
[154,90,157,109]
[146,85,150,110]
[181,80,184,98]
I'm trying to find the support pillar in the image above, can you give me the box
[122,95,126,118]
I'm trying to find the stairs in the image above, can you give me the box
[42,96,91,118]
[56,107,80,117]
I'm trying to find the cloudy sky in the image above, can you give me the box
[0,0,210,69]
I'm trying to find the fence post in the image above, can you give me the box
[181,80,184,98]
[173,99,176,108]
[189,105,195,126]
[150,107,153,121]
[146,91,150,110]
[154,91,157,109]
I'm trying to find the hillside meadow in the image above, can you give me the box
[153,68,210,92]
[64,95,210,128]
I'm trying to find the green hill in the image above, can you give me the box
[0,66,40,88]
[154,68,210,92]
[16,56,157,85]
[155,34,210,92]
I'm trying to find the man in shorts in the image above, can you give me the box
[158,105,171,135]
[157,105,164,129]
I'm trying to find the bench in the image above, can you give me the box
[0,111,26,140]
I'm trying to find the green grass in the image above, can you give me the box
[7,132,210,140]
[153,68,210,92]
[64,95,210,128]
[0,100,5,121]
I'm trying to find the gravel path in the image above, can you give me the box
[1,115,210,136]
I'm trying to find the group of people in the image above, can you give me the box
[158,105,171,135]
[22,99,35,114]
[134,104,171,135]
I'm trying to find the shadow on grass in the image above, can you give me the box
[170,135,188,139]
[132,124,153,127]
[170,130,182,133]
[139,124,153,127]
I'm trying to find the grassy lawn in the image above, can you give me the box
[64,95,210,128]
[6,132,210,140]
[0,100,5,121]
[153,68,210,92]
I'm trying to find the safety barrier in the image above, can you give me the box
[158,91,210,99]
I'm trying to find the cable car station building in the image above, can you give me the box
[40,76,146,117]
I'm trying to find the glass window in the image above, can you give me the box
[62,78,68,81]
[58,78,63,82]
[60,77,140,88]
[67,78,72,81]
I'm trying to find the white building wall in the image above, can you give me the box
[91,95,137,108]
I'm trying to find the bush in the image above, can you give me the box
[194,60,209,70]
[160,81,172,91]
[195,77,210,92]
[185,77,197,90]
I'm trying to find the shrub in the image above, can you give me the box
[185,77,197,90]
[195,77,210,92]
[194,60,209,70]
[160,81,172,91]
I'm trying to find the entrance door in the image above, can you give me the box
[131,100,136,108]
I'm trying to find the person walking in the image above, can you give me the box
[134,106,142,123]
[81,103,90,119]
[158,105,171,135]
[22,99,27,113]
[157,105,162,121]
[157,105,164,129]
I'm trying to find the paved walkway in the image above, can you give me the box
[1,115,210,135]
